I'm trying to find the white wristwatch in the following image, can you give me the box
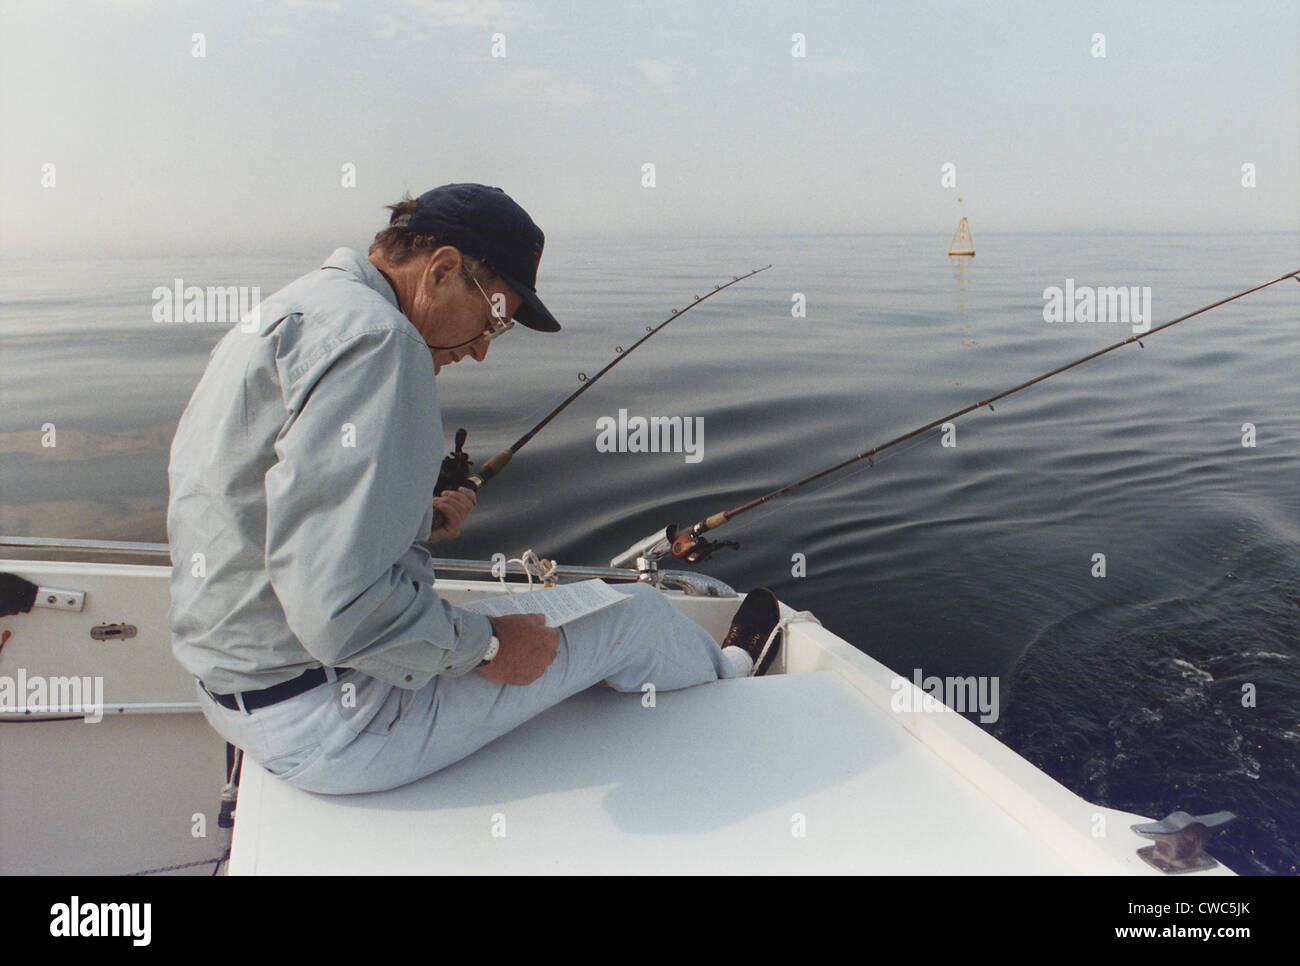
[477,634,500,667]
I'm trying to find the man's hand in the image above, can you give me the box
[479,614,560,686]
[428,486,477,542]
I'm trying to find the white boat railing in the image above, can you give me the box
[0,536,737,597]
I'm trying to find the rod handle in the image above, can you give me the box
[468,449,513,490]
[703,511,730,530]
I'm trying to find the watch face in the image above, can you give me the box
[474,630,502,669]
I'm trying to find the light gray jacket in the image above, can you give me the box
[167,248,492,693]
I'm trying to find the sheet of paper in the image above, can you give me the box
[457,579,633,627]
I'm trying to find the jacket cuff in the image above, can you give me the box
[437,611,495,677]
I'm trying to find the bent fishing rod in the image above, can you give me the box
[434,263,772,494]
[614,267,1300,568]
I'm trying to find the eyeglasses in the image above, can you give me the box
[465,270,515,342]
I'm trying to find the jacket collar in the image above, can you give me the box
[320,248,402,312]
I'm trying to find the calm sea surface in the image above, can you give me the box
[2,232,1298,874]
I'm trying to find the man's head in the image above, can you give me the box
[368,184,559,373]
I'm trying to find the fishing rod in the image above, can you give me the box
[434,263,772,494]
[613,268,1300,568]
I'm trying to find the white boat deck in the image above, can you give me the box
[0,554,1234,876]
[229,662,1216,874]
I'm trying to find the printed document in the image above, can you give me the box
[457,579,632,627]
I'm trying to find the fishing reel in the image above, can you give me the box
[435,428,474,495]
[610,523,739,569]
[435,429,514,497]
[669,526,740,565]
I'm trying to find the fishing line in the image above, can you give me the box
[641,268,1300,565]
[721,419,949,537]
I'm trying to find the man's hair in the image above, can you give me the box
[370,194,494,283]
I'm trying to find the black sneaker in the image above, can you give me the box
[721,588,782,676]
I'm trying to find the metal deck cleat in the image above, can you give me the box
[1131,810,1235,873]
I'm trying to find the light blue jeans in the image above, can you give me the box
[195,583,741,794]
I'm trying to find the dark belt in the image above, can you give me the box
[201,666,348,712]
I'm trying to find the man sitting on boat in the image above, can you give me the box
[167,183,780,794]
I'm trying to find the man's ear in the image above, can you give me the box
[425,246,463,287]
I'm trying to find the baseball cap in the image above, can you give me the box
[403,183,560,333]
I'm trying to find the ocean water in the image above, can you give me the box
[2,231,1297,874]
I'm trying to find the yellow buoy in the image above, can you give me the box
[948,216,975,257]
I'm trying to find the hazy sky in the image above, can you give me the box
[2,0,1297,254]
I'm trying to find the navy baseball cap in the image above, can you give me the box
[404,183,560,333]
